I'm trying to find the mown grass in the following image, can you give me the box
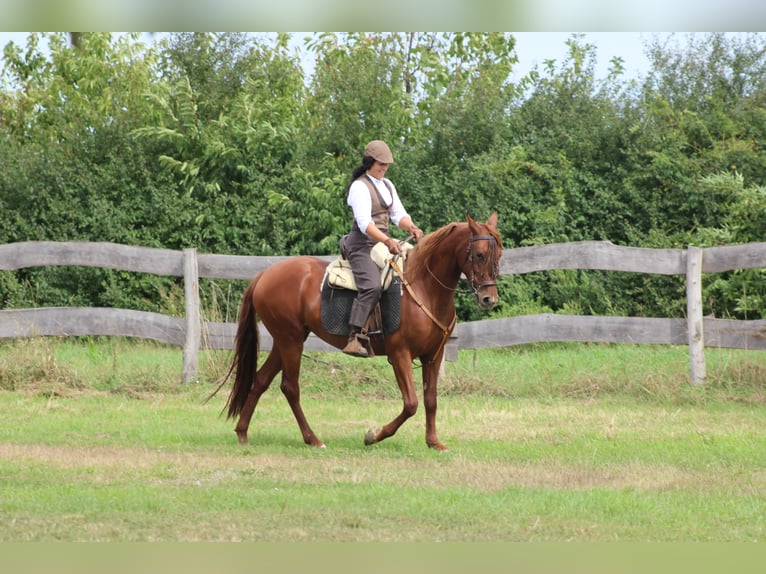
[1,337,765,542]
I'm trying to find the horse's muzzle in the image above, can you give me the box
[475,283,499,309]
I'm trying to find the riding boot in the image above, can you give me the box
[342,326,370,358]
[342,330,370,357]
[342,299,369,357]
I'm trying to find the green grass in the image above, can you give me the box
[1,337,765,541]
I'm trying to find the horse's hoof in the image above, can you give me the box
[236,431,248,445]
[364,427,380,445]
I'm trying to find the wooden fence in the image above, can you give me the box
[2,240,766,384]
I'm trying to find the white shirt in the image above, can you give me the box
[347,174,409,236]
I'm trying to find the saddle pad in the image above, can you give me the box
[320,275,402,336]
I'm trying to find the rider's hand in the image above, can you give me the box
[385,237,402,255]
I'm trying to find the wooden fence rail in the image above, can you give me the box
[2,240,766,384]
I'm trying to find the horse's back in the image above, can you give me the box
[254,255,327,296]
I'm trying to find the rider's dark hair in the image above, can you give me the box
[345,156,376,194]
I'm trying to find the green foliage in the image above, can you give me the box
[303,33,410,165]
[132,33,309,255]
[2,32,766,321]
[693,172,766,319]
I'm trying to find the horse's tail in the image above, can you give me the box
[205,276,261,418]
[225,277,261,419]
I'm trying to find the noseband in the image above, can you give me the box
[464,233,500,295]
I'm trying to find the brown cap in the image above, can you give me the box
[364,140,394,164]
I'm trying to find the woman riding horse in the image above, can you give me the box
[342,140,424,357]
[216,212,501,451]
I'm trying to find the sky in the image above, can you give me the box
[512,32,654,80]
[0,31,656,82]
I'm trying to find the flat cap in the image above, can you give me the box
[364,140,394,163]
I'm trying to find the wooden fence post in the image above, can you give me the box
[686,246,706,385]
[182,248,201,383]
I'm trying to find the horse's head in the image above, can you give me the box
[463,213,502,309]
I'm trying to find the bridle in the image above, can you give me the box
[463,233,500,295]
[424,231,500,296]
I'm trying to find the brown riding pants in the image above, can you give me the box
[345,228,384,330]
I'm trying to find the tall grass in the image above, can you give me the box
[2,335,766,404]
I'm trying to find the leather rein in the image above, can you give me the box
[388,255,456,364]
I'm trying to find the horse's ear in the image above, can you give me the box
[465,213,480,233]
[487,212,498,229]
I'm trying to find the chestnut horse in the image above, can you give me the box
[218,213,501,450]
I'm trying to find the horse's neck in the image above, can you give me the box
[412,230,464,296]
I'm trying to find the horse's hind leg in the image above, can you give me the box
[234,349,282,444]
[277,343,325,447]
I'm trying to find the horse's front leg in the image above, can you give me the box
[421,354,447,451]
[364,352,418,446]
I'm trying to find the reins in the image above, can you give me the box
[388,255,456,364]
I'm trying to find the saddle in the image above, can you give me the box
[320,240,413,343]
[324,240,412,292]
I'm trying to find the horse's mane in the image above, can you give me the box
[405,222,462,283]
[405,219,502,284]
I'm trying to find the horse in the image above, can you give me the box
[216,212,501,451]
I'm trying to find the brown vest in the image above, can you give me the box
[354,175,393,234]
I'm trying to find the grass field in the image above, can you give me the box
[1,337,765,543]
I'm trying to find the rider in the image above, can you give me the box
[342,139,424,357]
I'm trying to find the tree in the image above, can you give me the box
[135,33,312,255]
[0,33,182,310]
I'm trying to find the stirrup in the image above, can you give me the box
[342,333,371,357]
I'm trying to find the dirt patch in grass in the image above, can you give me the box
[2,442,760,496]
